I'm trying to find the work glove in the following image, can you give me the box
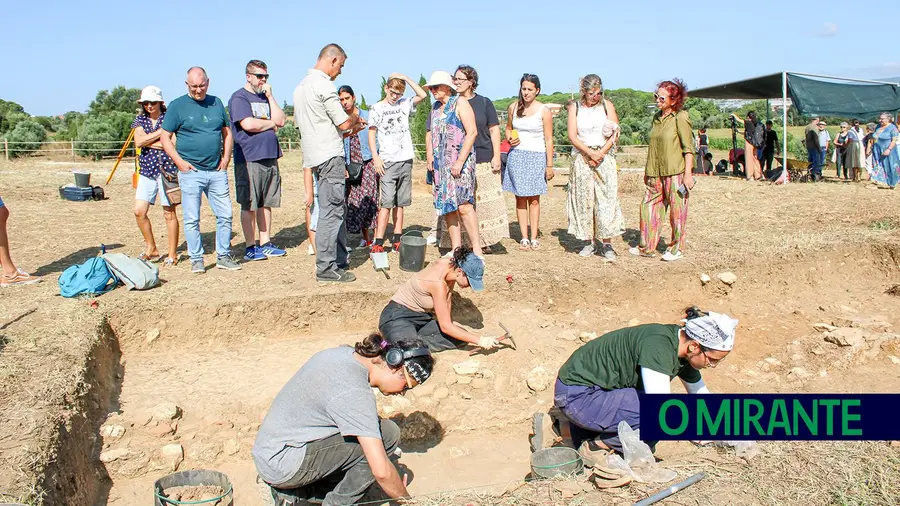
[478,336,499,350]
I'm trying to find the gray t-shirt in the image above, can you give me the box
[252,347,382,485]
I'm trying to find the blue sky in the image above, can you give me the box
[3,0,897,116]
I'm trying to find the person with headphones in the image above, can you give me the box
[253,334,434,505]
[379,246,498,352]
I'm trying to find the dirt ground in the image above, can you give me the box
[1,151,899,505]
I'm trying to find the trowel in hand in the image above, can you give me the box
[370,251,390,279]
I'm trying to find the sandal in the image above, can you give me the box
[138,252,162,262]
[1,269,43,287]
[519,239,531,251]
[162,256,177,267]
[530,239,541,250]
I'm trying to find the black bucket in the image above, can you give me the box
[153,469,233,506]
[73,171,91,188]
[398,231,427,272]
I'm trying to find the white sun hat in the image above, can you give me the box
[138,86,164,103]
[424,71,456,93]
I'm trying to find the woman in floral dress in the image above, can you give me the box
[339,85,379,246]
[424,71,482,258]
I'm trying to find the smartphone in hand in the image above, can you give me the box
[677,183,689,198]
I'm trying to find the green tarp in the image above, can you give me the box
[691,72,900,119]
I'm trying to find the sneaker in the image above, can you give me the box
[259,242,286,258]
[578,244,595,257]
[243,245,267,262]
[661,251,683,262]
[316,269,356,283]
[426,235,437,246]
[216,256,242,271]
[307,244,315,256]
[358,239,368,248]
[0,269,42,287]
[190,260,205,274]
[601,243,617,262]
[629,246,654,258]
[371,244,386,254]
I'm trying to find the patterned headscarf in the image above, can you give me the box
[683,312,739,351]
[405,361,430,385]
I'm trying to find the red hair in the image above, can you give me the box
[657,78,687,112]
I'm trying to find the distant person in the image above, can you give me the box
[433,64,510,253]
[293,44,366,283]
[834,122,850,180]
[804,117,821,181]
[850,120,867,180]
[132,86,180,266]
[696,127,709,161]
[253,334,434,505]
[379,246,497,352]
[733,112,763,181]
[817,120,831,177]
[303,166,319,255]
[339,86,379,248]
[160,67,238,273]
[0,196,41,287]
[565,73,624,261]
[425,70,482,257]
[368,73,428,254]
[763,119,779,174]
[630,79,694,262]
[871,112,900,188]
[503,73,554,251]
[229,59,287,262]
[863,122,879,181]
[700,153,714,175]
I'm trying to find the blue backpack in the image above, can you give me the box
[58,257,118,298]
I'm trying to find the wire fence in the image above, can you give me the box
[1,139,650,168]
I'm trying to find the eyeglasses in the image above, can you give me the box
[701,348,724,368]
[387,89,404,97]
[250,73,269,80]
[653,93,668,102]
[453,76,470,82]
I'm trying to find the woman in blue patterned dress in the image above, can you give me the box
[425,71,482,257]
[132,86,180,265]
[870,112,900,189]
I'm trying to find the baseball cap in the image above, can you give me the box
[459,253,484,291]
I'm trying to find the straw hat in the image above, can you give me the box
[138,86,164,103]
[424,71,456,93]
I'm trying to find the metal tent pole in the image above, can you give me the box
[782,72,788,183]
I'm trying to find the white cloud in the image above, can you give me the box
[813,22,839,37]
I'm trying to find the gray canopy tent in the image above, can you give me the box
[691,71,900,179]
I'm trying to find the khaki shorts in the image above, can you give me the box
[235,159,281,211]
[378,159,413,209]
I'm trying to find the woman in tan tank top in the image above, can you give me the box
[378,247,498,352]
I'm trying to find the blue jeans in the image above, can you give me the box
[178,169,233,261]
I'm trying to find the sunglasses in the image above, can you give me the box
[653,93,668,102]
[142,101,161,106]
[250,73,269,79]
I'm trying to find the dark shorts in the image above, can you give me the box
[378,301,462,352]
[236,159,282,211]
[378,160,413,209]
[553,379,649,453]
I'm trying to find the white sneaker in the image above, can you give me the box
[307,244,315,256]
[578,244,595,257]
[426,235,437,245]
[628,247,642,256]
[661,251,683,262]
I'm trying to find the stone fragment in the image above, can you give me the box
[433,387,450,400]
[813,323,838,332]
[101,424,126,439]
[558,330,578,341]
[579,331,598,343]
[415,384,436,398]
[823,328,867,348]
[393,397,412,411]
[628,318,640,326]
[100,448,129,463]
[526,367,550,392]
[788,367,811,379]
[700,273,711,285]
[453,360,481,375]
[149,422,176,438]
[160,444,184,471]
[717,272,738,286]
[152,403,181,422]
[146,328,160,344]
[460,392,472,400]
[889,355,900,366]
[457,376,473,385]
[445,375,458,386]
[188,441,222,463]
[471,378,488,390]
[223,439,241,456]
[554,481,583,499]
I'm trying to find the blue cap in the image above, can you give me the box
[459,254,485,291]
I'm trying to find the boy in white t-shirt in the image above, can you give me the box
[368,73,428,253]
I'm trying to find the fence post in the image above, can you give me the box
[3,138,7,161]
[71,141,75,160]
[288,139,292,151]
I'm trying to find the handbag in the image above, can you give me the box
[160,170,181,205]
[346,161,364,185]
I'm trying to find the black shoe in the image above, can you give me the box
[317,269,356,283]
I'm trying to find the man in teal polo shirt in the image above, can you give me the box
[160,67,238,273]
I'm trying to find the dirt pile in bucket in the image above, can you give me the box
[161,485,227,504]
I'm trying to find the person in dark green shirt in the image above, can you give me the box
[535,308,738,454]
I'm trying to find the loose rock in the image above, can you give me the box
[453,360,481,376]
[152,403,181,422]
[526,367,550,392]
[146,328,161,344]
[223,438,241,456]
[554,481,583,499]
[700,273,711,285]
[460,392,472,400]
[415,384,436,398]
[813,323,838,333]
[823,328,867,348]
[717,272,738,286]
[579,331,598,343]
[457,376,473,385]
[101,424,126,439]
[433,387,450,400]
[188,441,223,464]
[160,444,184,471]
[471,378,488,390]
[788,367,811,379]
[100,448,129,463]
[558,330,578,341]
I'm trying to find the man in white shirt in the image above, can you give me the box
[368,73,427,253]
[293,44,365,282]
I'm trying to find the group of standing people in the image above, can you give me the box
[805,113,900,187]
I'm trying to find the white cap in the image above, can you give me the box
[424,71,456,93]
[683,312,739,352]
[138,86,164,103]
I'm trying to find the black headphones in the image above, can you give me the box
[384,345,431,368]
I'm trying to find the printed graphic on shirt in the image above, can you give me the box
[370,98,415,162]
[251,102,271,120]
